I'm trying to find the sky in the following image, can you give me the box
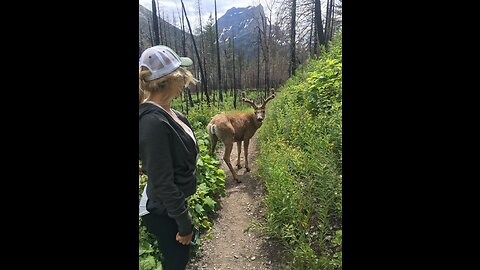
[139,0,260,29]
[139,0,340,34]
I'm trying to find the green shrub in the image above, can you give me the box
[257,31,342,269]
[138,113,227,268]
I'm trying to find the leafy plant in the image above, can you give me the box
[138,103,229,267]
[257,30,342,269]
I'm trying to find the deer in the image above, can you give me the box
[207,88,275,183]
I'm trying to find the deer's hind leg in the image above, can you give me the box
[223,136,240,183]
[236,141,242,169]
[216,124,241,183]
[209,134,218,156]
[207,124,218,156]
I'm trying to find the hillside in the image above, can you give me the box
[139,4,191,56]
[138,4,285,61]
[256,32,343,269]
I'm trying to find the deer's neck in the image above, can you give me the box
[249,114,263,130]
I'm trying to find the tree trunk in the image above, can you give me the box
[197,0,208,98]
[314,0,326,55]
[181,8,186,55]
[190,37,200,106]
[151,0,160,45]
[223,36,228,97]
[290,0,297,76]
[181,0,210,106]
[309,10,314,57]
[214,0,223,103]
[260,15,269,99]
[173,12,178,52]
[238,52,243,90]
[155,0,163,44]
[330,1,335,40]
[256,27,260,92]
[164,11,169,47]
[233,29,236,110]
[147,21,154,47]
[325,0,331,42]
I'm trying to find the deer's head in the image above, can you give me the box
[242,88,275,123]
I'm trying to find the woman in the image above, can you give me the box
[139,45,199,270]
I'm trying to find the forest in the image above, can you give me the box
[139,0,342,269]
[139,0,341,106]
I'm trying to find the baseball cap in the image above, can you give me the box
[139,45,193,81]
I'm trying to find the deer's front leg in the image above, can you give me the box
[236,141,242,169]
[244,139,250,172]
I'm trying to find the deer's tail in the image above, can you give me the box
[207,123,217,137]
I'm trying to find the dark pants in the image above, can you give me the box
[141,213,191,270]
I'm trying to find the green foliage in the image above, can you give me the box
[139,167,163,270]
[138,30,342,269]
[139,97,239,267]
[139,231,163,270]
[139,255,163,270]
[188,131,226,234]
[304,58,342,116]
[330,230,342,269]
[257,31,342,269]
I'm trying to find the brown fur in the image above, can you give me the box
[207,89,275,183]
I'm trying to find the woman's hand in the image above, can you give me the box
[176,231,193,245]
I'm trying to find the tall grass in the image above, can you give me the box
[257,31,342,269]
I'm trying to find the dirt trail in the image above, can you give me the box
[186,133,284,270]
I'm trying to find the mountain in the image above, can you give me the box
[211,5,287,61]
[215,6,264,44]
[139,4,190,57]
[139,4,295,90]
[214,5,266,61]
[139,4,285,60]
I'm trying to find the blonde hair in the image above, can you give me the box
[139,67,198,104]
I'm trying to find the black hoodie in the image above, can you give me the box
[139,102,199,236]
